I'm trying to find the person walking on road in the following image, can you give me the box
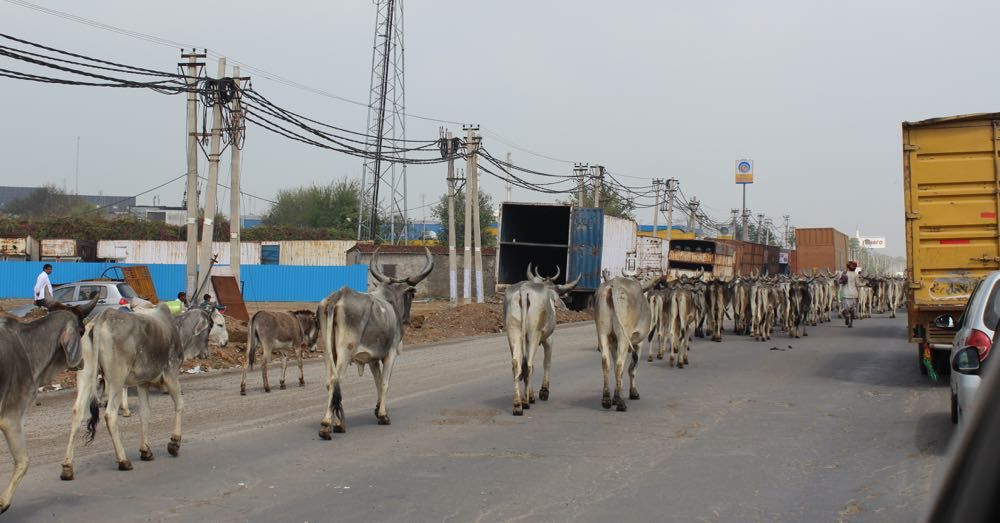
[839,261,861,328]
[33,263,53,307]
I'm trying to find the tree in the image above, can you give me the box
[558,186,635,220]
[431,190,496,248]
[3,185,96,217]
[263,178,360,239]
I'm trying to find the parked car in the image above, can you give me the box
[934,270,1000,425]
[8,279,138,320]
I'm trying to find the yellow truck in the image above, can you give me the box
[903,113,1000,375]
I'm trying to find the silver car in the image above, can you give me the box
[937,270,1000,426]
[9,279,138,320]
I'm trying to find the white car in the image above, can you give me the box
[937,271,1000,426]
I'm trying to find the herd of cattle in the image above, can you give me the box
[0,247,904,514]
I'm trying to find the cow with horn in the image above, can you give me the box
[315,247,433,438]
[503,263,581,416]
[594,275,656,411]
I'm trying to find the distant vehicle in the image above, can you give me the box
[904,113,1000,377]
[934,271,1000,425]
[419,230,438,241]
[7,279,138,320]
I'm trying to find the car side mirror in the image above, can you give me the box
[952,347,982,375]
[934,315,956,329]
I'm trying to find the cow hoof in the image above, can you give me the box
[280,382,287,390]
[60,465,74,481]
[333,425,346,434]
[299,378,305,386]
[657,354,664,360]
[140,448,154,461]
[264,387,271,393]
[647,356,654,362]
[0,502,8,514]
[513,406,523,416]
[522,401,530,410]
[629,390,640,400]
[168,436,181,457]
[377,416,391,426]
[601,398,613,409]
[240,387,246,396]
[319,428,332,440]
[118,460,133,471]
[120,410,131,418]
[539,388,549,401]
[616,401,628,412]
[528,396,535,404]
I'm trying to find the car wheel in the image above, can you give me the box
[951,392,958,424]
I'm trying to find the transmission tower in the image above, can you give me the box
[358,0,407,243]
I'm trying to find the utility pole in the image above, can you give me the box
[782,214,791,248]
[505,151,513,202]
[664,178,676,268]
[229,65,245,286]
[592,165,604,208]
[651,179,662,237]
[181,49,205,298]
[462,126,474,304]
[756,213,766,244]
[688,197,700,236]
[197,57,227,293]
[730,209,739,239]
[465,125,484,303]
[574,163,587,207]
[443,129,458,306]
[741,208,750,242]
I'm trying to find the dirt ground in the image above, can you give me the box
[12,299,593,391]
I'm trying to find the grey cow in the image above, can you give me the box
[315,248,433,439]
[594,276,656,412]
[503,264,580,416]
[0,304,92,514]
[61,305,212,480]
[240,310,318,394]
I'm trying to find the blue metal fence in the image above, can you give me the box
[0,262,367,302]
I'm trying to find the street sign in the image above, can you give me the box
[736,159,754,184]
[860,237,886,249]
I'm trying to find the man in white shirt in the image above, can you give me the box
[839,261,861,328]
[33,263,53,307]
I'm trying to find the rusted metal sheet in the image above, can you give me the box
[211,275,249,322]
[41,239,97,260]
[267,240,356,266]
[0,236,39,260]
[120,266,159,304]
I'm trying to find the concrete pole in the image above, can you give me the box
[651,179,661,238]
[463,133,473,304]
[783,214,791,248]
[445,130,458,306]
[741,208,750,243]
[182,50,205,299]
[229,65,243,286]
[470,130,485,303]
[505,151,513,202]
[575,163,586,207]
[665,179,675,269]
[593,165,603,208]
[197,57,227,293]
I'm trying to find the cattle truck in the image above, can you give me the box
[495,202,635,310]
[903,113,1000,375]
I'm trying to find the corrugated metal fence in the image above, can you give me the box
[0,262,367,302]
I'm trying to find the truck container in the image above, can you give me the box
[903,113,1000,375]
[667,239,734,279]
[40,239,97,262]
[98,240,261,265]
[0,236,39,261]
[495,203,636,309]
[794,227,849,273]
[635,236,667,276]
[716,240,779,276]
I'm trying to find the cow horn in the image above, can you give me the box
[405,247,435,285]
[76,294,100,317]
[555,273,582,295]
[369,248,392,283]
[526,263,536,282]
[549,265,561,282]
[601,269,610,283]
[695,268,704,280]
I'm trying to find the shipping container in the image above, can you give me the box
[260,240,356,266]
[716,239,779,276]
[601,215,637,277]
[0,236,39,261]
[635,236,667,275]
[902,113,1000,374]
[97,240,261,265]
[794,227,849,273]
[667,239,734,279]
[40,239,97,261]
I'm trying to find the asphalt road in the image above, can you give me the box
[3,314,952,522]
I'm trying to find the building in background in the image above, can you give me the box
[0,185,135,213]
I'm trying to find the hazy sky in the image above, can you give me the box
[2,0,998,257]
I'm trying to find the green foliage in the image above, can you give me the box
[263,178,360,238]
[431,190,496,248]
[0,215,183,241]
[558,187,635,220]
[4,184,100,217]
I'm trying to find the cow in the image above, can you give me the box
[240,310,318,395]
[503,264,580,416]
[0,301,94,514]
[669,283,698,367]
[60,305,212,480]
[594,275,656,411]
[788,279,812,338]
[646,278,675,362]
[704,278,729,342]
[315,248,433,438]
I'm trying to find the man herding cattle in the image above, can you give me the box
[315,247,433,438]
[503,264,580,416]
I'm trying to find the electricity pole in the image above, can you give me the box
[443,129,458,306]
[592,165,604,208]
[756,213,766,244]
[229,65,245,285]
[505,151,513,202]
[664,178,676,268]
[782,214,791,248]
[688,197,700,236]
[651,179,662,236]
[730,209,739,239]
[181,49,205,298]
[197,57,227,292]
[574,163,587,207]
[465,125,484,303]
[741,208,750,242]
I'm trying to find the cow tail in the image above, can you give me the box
[247,313,257,370]
[84,325,102,444]
[610,285,635,353]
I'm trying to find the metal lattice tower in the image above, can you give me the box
[358,0,407,243]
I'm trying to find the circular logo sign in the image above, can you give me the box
[737,161,752,174]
